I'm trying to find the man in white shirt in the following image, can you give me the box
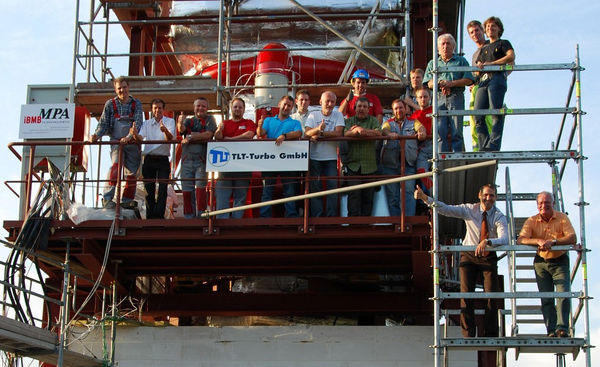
[139,98,176,218]
[415,184,507,337]
[291,89,311,133]
[305,91,344,217]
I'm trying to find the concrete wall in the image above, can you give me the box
[69,325,476,367]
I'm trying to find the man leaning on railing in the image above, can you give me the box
[517,191,577,338]
[304,91,344,217]
[415,183,508,338]
[256,95,303,218]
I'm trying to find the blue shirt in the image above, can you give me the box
[262,116,302,139]
[423,54,475,93]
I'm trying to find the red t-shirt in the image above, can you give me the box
[222,118,256,138]
[346,93,383,118]
[409,106,433,135]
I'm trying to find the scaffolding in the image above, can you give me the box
[429,1,591,366]
[70,0,417,115]
[1,1,593,366]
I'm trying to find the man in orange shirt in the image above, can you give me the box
[517,191,577,337]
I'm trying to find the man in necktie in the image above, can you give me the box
[415,184,508,337]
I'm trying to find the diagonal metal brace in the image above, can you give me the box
[288,0,402,80]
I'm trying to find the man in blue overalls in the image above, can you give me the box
[90,76,143,209]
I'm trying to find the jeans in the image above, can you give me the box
[381,163,417,216]
[474,73,507,151]
[142,155,170,219]
[180,155,206,192]
[309,160,338,217]
[438,92,465,152]
[260,171,299,218]
[460,261,499,337]
[103,145,140,202]
[215,172,251,219]
[346,168,375,217]
[403,164,416,216]
[534,254,571,334]
[381,165,401,216]
[416,141,433,193]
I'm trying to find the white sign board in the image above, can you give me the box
[207,141,309,172]
[19,103,75,139]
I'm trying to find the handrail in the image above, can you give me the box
[202,160,496,218]
[7,136,425,230]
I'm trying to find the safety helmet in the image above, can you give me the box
[351,69,370,82]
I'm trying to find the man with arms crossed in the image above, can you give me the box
[343,97,381,217]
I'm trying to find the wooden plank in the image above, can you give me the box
[0,316,56,345]
[75,76,222,116]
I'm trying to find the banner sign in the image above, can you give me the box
[19,103,75,139]
[207,140,309,172]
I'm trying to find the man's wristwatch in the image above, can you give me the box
[486,239,492,247]
[552,239,558,246]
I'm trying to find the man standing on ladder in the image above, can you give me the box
[517,191,576,337]
[415,184,508,337]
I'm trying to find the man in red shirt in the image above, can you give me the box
[409,86,433,192]
[214,98,256,219]
[338,69,383,124]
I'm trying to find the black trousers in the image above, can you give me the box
[459,253,499,337]
[142,155,170,219]
[346,167,375,217]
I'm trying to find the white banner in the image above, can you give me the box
[19,103,75,139]
[207,140,309,172]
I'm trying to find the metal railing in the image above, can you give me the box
[429,2,590,364]
[6,135,427,231]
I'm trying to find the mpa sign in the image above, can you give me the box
[19,103,75,139]
[207,141,309,172]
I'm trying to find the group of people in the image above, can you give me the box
[416,16,515,153]
[90,70,425,220]
[416,185,576,338]
[88,16,572,340]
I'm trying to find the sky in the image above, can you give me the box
[0,0,598,366]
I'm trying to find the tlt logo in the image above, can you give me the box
[209,147,230,167]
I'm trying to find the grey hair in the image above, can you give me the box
[438,33,456,48]
[537,191,555,203]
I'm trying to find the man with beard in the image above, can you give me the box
[415,184,507,337]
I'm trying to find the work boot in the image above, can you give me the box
[102,199,116,209]
[120,200,138,209]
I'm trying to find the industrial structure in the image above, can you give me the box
[0,1,591,367]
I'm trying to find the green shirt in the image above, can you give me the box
[344,115,380,174]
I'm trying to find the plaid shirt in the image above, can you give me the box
[94,96,144,138]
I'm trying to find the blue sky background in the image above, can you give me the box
[1,1,598,366]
